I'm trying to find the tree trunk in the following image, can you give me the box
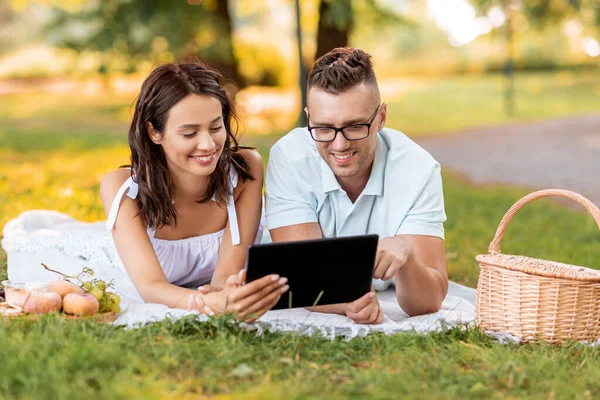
[295,0,308,126]
[314,0,354,61]
[205,0,245,88]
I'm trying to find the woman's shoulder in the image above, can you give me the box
[231,148,263,197]
[236,148,264,173]
[99,168,133,204]
[238,147,263,168]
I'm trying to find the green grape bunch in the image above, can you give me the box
[81,279,121,313]
[78,269,121,313]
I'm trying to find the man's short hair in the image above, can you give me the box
[307,47,378,94]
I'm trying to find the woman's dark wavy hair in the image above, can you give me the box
[127,61,253,230]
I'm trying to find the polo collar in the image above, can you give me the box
[320,132,388,196]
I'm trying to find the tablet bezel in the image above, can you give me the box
[245,234,379,310]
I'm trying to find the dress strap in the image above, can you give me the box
[227,169,241,246]
[106,176,139,230]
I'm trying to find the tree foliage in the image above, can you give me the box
[471,0,600,30]
[43,0,244,85]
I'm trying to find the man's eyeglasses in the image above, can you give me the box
[307,104,381,143]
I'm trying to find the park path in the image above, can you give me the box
[416,114,600,206]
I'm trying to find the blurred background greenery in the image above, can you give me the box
[1,0,599,129]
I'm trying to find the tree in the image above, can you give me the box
[473,0,599,28]
[292,0,412,123]
[315,0,354,60]
[44,0,245,87]
[471,0,599,116]
[0,3,17,54]
[314,0,412,61]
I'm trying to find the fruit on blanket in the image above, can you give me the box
[62,293,99,316]
[41,264,121,314]
[23,291,62,314]
[89,287,103,301]
[108,293,121,313]
[47,280,84,298]
[83,281,120,313]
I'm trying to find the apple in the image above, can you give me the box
[23,291,62,314]
[62,293,99,316]
[47,280,84,298]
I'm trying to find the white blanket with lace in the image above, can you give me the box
[2,210,476,339]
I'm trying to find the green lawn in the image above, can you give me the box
[2,315,600,400]
[384,70,600,135]
[1,71,600,398]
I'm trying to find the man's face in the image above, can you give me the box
[306,84,385,180]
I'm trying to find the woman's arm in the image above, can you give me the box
[100,169,199,309]
[203,149,288,317]
[211,149,265,288]
[101,165,286,318]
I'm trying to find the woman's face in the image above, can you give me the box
[150,93,227,178]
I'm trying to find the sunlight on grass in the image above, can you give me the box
[385,71,600,135]
[0,146,130,230]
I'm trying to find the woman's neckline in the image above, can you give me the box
[150,227,226,243]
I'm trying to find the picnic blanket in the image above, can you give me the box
[2,210,476,339]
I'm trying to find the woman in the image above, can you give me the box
[100,61,288,321]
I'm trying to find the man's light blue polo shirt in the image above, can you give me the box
[265,127,446,240]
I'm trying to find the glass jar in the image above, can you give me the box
[1,281,48,308]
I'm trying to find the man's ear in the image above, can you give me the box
[304,106,309,122]
[146,122,162,144]
[377,103,387,131]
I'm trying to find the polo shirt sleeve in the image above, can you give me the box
[396,164,446,239]
[265,144,319,230]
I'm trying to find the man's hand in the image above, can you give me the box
[373,236,413,281]
[344,288,383,324]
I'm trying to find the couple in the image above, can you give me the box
[102,47,448,325]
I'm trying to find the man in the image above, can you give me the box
[265,47,448,324]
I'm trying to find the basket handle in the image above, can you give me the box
[488,189,600,254]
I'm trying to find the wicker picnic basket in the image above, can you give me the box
[475,189,600,344]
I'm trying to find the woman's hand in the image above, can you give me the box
[187,292,216,316]
[198,270,289,322]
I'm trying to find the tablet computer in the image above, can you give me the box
[245,234,378,310]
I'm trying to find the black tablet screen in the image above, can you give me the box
[245,234,378,310]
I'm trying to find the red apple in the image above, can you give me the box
[23,291,62,314]
[62,293,99,316]
[47,280,84,298]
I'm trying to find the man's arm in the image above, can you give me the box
[385,162,447,316]
[378,235,447,316]
[269,222,322,242]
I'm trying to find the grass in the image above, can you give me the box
[1,70,598,139]
[1,71,600,398]
[384,70,600,135]
[1,315,600,399]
